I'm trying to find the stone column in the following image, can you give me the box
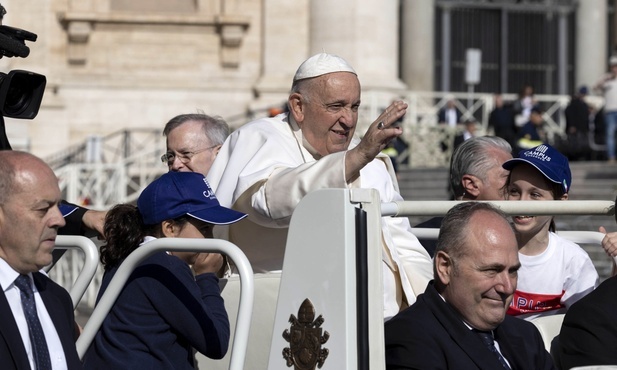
[400,0,434,92]
[557,8,569,95]
[254,0,309,100]
[309,0,405,90]
[576,0,607,91]
[440,4,451,93]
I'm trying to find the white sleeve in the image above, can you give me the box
[209,117,350,228]
[362,158,433,299]
[562,246,599,308]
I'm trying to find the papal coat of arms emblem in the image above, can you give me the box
[282,298,329,370]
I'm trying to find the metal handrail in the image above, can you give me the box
[48,236,99,309]
[75,238,254,370]
[382,200,615,218]
[410,228,617,266]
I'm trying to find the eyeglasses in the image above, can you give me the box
[161,145,218,165]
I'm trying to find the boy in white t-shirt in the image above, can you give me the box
[503,144,599,319]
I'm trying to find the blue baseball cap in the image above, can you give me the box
[137,172,247,225]
[502,144,571,193]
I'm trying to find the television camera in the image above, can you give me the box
[0,4,46,150]
[0,25,46,119]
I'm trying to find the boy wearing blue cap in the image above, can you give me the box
[83,172,247,368]
[502,144,599,319]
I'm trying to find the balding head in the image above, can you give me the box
[0,151,57,205]
[0,151,65,273]
[434,202,520,331]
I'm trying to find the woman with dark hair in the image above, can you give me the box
[502,144,598,320]
[83,171,246,369]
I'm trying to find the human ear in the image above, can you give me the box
[435,251,453,285]
[461,174,481,198]
[161,220,180,238]
[288,93,305,125]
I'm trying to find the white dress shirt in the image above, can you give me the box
[0,258,68,370]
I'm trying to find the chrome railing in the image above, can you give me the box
[47,236,100,309]
[75,238,254,370]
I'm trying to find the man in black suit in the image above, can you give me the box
[437,98,462,127]
[556,275,617,368]
[386,202,555,370]
[0,151,82,369]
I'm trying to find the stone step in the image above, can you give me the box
[397,161,617,200]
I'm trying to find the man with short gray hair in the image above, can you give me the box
[162,113,230,176]
[416,136,513,256]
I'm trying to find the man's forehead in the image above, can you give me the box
[8,183,61,206]
[14,165,55,184]
[171,120,206,136]
[467,212,516,249]
[313,72,361,98]
[168,126,210,147]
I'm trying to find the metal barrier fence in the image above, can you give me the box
[74,238,254,370]
[49,192,617,370]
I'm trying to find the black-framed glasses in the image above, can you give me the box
[161,145,218,165]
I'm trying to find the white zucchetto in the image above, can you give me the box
[293,53,357,82]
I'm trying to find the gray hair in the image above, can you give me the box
[449,136,512,198]
[436,202,512,262]
[162,112,229,146]
[289,78,315,106]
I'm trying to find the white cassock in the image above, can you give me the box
[207,112,433,319]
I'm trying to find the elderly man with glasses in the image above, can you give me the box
[59,113,230,240]
[161,113,230,176]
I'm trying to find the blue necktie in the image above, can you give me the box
[14,274,52,370]
[475,330,511,369]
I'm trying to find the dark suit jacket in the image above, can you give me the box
[438,107,462,125]
[385,281,555,370]
[557,275,617,369]
[0,272,82,369]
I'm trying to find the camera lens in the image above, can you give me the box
[0,70,46,119]
[5,83,31,115]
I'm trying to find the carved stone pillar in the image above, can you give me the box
[254,0,309,104]
[576,0,607,89]
[309,0,405,90]
[400,0,434,92]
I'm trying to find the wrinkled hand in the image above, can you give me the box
[345,100,406,181]
[82,210,107,239]
[192,252,224,275]
[599,226,617,257]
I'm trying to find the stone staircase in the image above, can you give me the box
[397,161,617,281]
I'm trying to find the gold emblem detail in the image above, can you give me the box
[282,298,330,369]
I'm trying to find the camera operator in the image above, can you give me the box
[0,3,106,238]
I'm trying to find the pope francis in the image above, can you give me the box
[207,53,433,320]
